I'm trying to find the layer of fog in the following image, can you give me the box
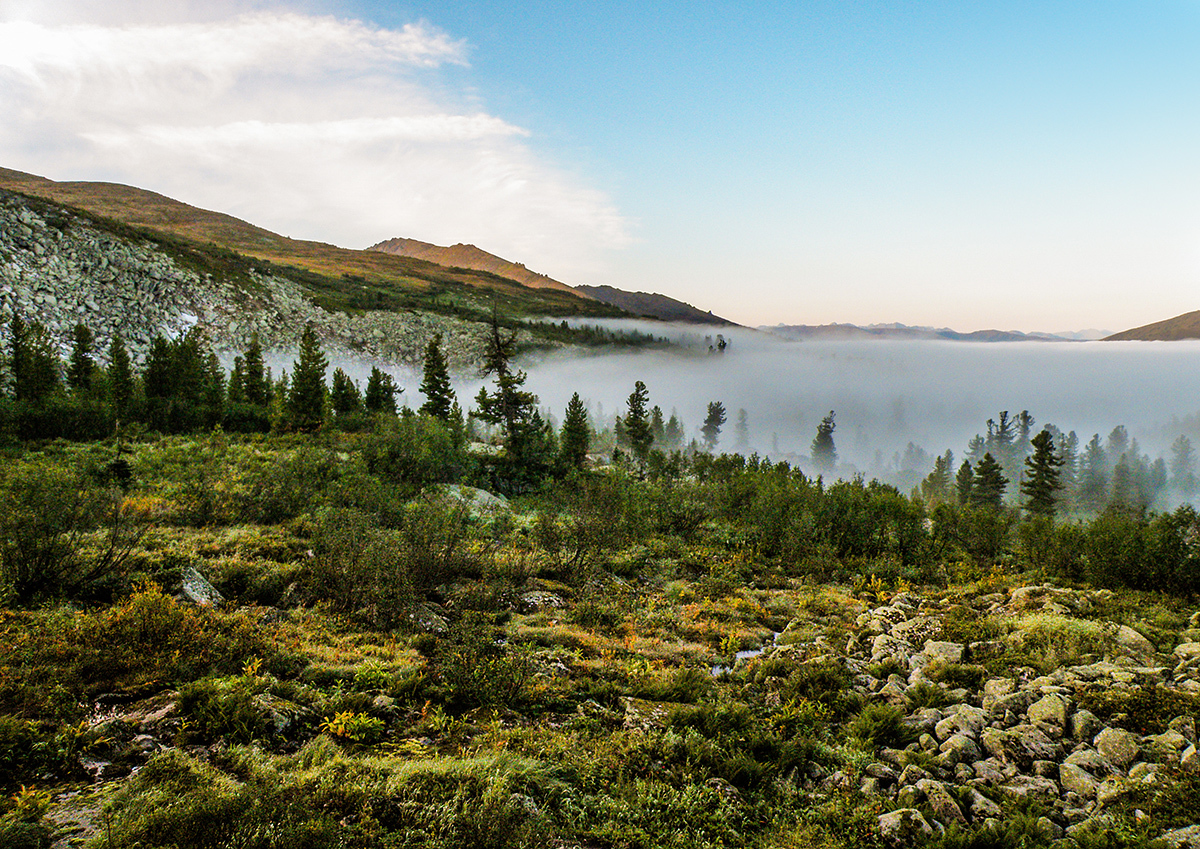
[263,321,1200,484]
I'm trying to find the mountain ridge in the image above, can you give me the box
[1104,310,1200,342]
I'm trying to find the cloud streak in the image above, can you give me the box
[0,6,631,278]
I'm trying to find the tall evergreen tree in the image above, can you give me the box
[227,356,246,404]
[955,460,975,505]
[1078,434,1108,513]
[419,334,456,419]
[734,408,750,450]
[700,401,726,450]
[329,368,362,417]
[473,312,537,459]
[650,405,666,445]
[560,392,591,470]
[364,366,399,415]
[1171,435,1197,494]
[287,322,328,431]
[1021,429,1063,517]
[811,410,837,473]
[664,412,684,449]
[66,323,97,395]
[107,334,134,419]
[623,380,653,466]
[922,451,954,506]
[10,317,61,403]
[242,338,269,406]
[972,452,1008,509]
[202,350,225,413]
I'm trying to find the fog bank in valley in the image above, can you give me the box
[508,325,1200,480]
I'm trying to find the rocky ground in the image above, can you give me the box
[0,190,511,371]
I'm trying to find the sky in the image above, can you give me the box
[1,1,1198,332]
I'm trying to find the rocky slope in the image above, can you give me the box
[763,582,1200,846]
[0,188,513,370]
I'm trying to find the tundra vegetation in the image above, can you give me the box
[3,321,1200,849]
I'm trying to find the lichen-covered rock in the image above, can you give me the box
[1059,763,1099,799]
[1028,693,1070,729]
[1095,727,1140,769]
[878,809,934,846]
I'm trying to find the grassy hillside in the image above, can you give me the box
[574,284,738,326]
[1104,310,1200,341]
[370,237,582,296]
[0,167,625,322]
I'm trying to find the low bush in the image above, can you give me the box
[846,702,915,750]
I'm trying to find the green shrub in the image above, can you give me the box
[779,660,858,719]
[1079,686,1200,736]
[847,702,915,750]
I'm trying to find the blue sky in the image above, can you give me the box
[2,1,1198,331]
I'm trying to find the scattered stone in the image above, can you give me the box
[1095,727,1141,769]
[878,809,934,846]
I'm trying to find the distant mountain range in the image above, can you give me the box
[573,285,737,326]
[762,323,1112,343]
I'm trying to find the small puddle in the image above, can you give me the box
[711,632,781,676]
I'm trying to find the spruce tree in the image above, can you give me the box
[922,451,953,506]
[700,401,726,450]
[242,338,268,406]
[419,333,456,419]
[650,406,665,445]
[365,366,399,415]
[560,392,590,470]
[971,452,1008,509]
[66,323,96,395]
[734,408,750,450]
[955,459,975,505]
[623,381,653,466]
[811,410,837,473]
[330,368,363,416]
[11,317,61,403]
[287,322,328,431]
[227,357,246,404]
[107,334,134,420]
[664,412,683,449]
[473,313,537,459]
[1021,429,1063,517]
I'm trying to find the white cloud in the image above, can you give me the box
[0,6,631,279]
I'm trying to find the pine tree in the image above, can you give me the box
[811,410,837,473]
[473,312,537,460]
[107,334,134,420]
[1078,435,1108,513]
[227,357,246,404]
[1171,435,1197,494]
[560,392,590,470]
[955,459,975,504]
[650,406,665,445]
[11,317,61,403]
[364,366,399,415]
[202,350,225,414]
[734,408,750,450]
[242,338,269,406]
[700,401,726,450]
[664,412,683,449]
[419,333,456,419]
[971,452,1008,509]
[330,368,362,416]
[288,322,328,431]
[66,323,96,395]
[922,451,954,506]
[623,381,653,466]
[1021,429,1063,517]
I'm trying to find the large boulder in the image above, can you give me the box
[878,809,934,847]
[1095,727,1140,769]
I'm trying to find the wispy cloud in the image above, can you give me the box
[0,5,630,278]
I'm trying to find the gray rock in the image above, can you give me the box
[1161,824,1200,849]
[998,775,1059,801]
[1182,744,1200,773]
[1115,625,1157,662]
[1028,693,1070,729]
[923,640,965,664]
[877,809,934,847]
[916,778,967,825]
[1059,762,1099,799]
[967,787,1002,819]
[1095,727,1140,769]
[181,566,224,607]
[1070,709,1104,742]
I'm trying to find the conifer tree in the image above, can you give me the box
[811,410,837,473]
[734,408,750,450]
[66,323,97,395]
[202,350,225,413]
[242,338,268,406]
[922,451,954,505]
[473,313,537,458]
[419,333,455,419]
[955,459,975,505]
[650,405,665,445]
[623,381,653,466]
[664,412,684,449]
[560,392,591,470]
[971,452,1008,509]
[227,357,246,404]
[701,401,726,450]
[287,322,328,431]
[330,368,363,416]
[1021,429,1063,517]
[1078,434,1108,513]
[1171,435,1197,494]
[10,317,61,403]
[364,366,399,415]
[107,334,134,419]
